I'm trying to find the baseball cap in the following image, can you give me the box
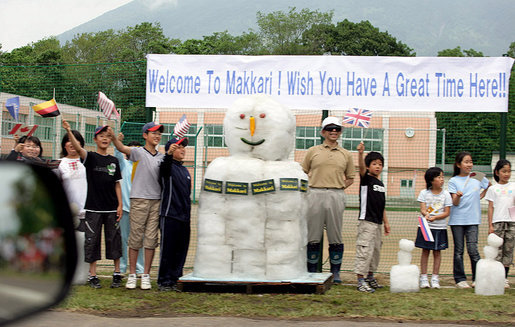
[94,125,109,136]
[321,117,342,129]
[142,122,164,133]
[165,138,189,151]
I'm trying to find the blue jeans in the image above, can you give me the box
[120,211,144,274]
[450,225,480,283]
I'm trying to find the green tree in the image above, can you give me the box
[174,31,263,55]
[255,7,333,55]
[437,46,484,57]
[435,45,513,165]
[303,19,414,56]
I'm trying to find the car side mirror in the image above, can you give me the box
[0,161,76,326]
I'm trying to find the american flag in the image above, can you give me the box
[97,92,119,120]
[342,108,372,128]
[174,114,191,138]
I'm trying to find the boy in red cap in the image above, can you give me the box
[157,138,191,291]
[111,122,164,290]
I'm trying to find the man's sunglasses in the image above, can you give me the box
[323,126,342,132]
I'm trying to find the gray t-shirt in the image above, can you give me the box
[417,189,452,229]
[129,146,164,199]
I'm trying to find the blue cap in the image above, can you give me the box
[142,122,163,133]
[94,125,109,136]
[165,138,189,151]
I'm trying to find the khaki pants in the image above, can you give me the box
[306,188,346,244]
[128,198,161,250]
[354,220,382,275]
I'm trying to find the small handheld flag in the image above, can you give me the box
[9,123,38,138]
[342,108,372,128]
[32,99,60,117]
[98,92,119,120]
[5,97,20,121]
[174,114,191,138]
[418,215,434,242]
[463,171,486,189]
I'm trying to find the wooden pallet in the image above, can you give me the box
[177,273,333,294]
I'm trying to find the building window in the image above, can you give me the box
[342,128,383,152]
[67,120,78,131]
[85,123,96,146]
[2,112,28,137]
[205,125,226,148]
[296,126,322,150]
[400,179,414,198]
[161,124,197,147]
[33,116,54,141]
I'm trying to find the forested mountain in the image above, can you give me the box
[57,0,515,57]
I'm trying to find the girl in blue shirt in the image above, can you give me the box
[448,151,490,289]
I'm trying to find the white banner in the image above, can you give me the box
[146,54,514,112]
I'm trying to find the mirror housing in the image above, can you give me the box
[0,160,76,326]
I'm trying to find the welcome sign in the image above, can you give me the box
[146,54,513,112]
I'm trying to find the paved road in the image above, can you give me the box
[10,311,498,327]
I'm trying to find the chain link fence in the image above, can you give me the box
[1,62,513,276]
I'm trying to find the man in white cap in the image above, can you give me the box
[301,116,355,283]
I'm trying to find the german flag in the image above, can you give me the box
[32,99,60,117]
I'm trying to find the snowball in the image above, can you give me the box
[487,233,504,248]
[390,265,420,293]
[399,239,415,252]
[224,95,296,161]
[475,258,505,296]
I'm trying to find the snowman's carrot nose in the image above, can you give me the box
[250,116,255,136]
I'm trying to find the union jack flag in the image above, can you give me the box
[174,114,191,138]
[342,108,372,128]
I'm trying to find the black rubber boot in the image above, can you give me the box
[329,243,344,284]
[307,242,321,272]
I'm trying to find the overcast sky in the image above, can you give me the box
[0,0,133,52]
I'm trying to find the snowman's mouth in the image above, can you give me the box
[241,138,265,146]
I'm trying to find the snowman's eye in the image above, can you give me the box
[240,114,245,119]
[259,113,266,118]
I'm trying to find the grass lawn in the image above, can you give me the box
[59,271,514,324]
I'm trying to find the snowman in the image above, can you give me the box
[390,239,420,293]
[192,95,309,280]
[475,233,505,295]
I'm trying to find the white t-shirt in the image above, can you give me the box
[417,188,452,229]
[129,146,164,199]
[484,182,515,223]
[58,157,87,217]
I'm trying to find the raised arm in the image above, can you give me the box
[109,128,132,156]
[357,142,366,177]
[62,119,87,159]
